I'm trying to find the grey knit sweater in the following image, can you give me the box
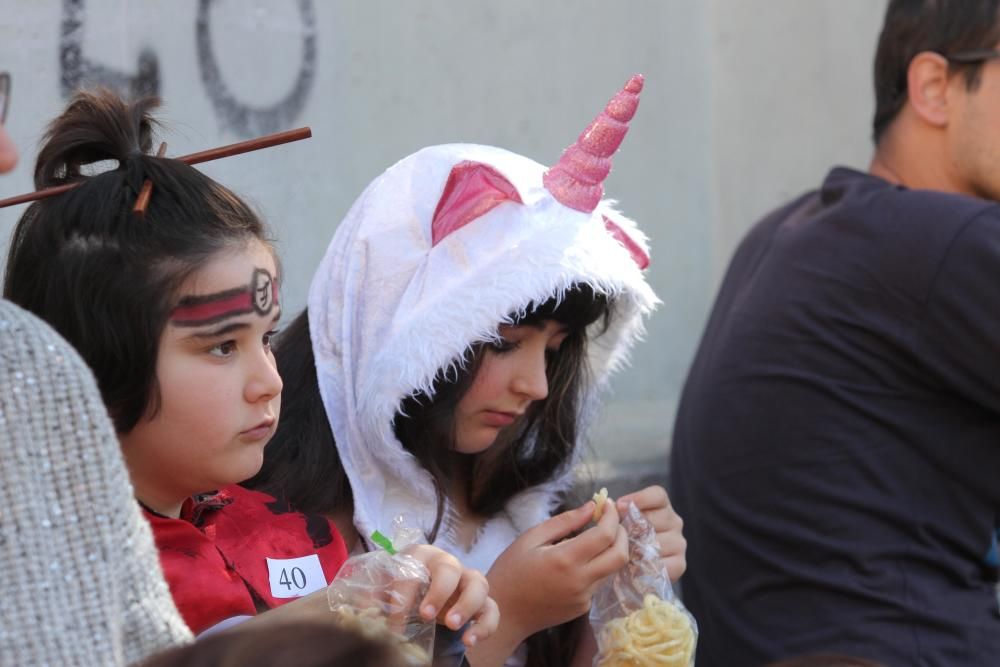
[0,300,192,665]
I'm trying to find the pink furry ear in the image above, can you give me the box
[604,216,650,270]
[431,161,523,246]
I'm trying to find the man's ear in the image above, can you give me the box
[906,51,954,128]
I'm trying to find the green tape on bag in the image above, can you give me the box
[370,530,397,555]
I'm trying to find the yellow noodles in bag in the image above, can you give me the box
[327,523,435,667]
[593,487,610,521]
[590,502,697,666]
[596,594,695,667]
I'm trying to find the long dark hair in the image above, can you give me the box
[244,309,353,515]
[3,88,271,432]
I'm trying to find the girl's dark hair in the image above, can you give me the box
[244,309,353,515]
[138,619,412,667]
[872,0,1000,144]
[2,88,271,433]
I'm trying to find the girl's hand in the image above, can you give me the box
[467,500,628,664]
[402,544,499,648]
[616,485,687,581]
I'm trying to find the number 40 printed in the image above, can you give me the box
[280,566,307,591]
[266,554,328,599]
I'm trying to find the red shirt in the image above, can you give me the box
[144,485,348,634]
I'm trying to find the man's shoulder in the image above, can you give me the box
[883,184,1000,225]
[832,166,1000,229]
[747,167,1000,243]
[737,189,820,251]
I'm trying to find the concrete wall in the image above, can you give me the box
[0,0,886,478]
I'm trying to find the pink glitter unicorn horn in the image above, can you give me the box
[543,74,644,213]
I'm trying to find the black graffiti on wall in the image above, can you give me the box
[197,0,317,137]
[59,0,317,138]
[60,0,160,99]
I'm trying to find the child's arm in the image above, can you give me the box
[217,587,335,631]
[615,485,687,581]
[203,544,500,658]
[465,500,628,666]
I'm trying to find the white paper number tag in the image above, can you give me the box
[266,554,327,599]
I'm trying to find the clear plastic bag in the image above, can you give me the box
[327,519,435,666]
[590,502,698,667]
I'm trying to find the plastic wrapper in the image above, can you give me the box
[590,503,698,667]
[327,519,435,666]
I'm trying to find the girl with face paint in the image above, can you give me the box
[2,90,498,647]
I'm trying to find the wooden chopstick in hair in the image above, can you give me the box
[0,127,313,209]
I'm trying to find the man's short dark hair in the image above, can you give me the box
[873,0,1000,144]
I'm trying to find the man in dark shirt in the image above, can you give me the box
[671,2,1000,665]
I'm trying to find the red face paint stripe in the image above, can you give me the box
[171,289,254,326]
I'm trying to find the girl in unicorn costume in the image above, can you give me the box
[252,74,686,665]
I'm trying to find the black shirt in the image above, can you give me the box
[671,167,1000,667]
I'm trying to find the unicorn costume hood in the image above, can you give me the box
[309,75,658,573]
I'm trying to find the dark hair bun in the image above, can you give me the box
[34,88,160,189]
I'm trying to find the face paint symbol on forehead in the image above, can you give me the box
[170,266,280,326]
[253,268,276,316]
